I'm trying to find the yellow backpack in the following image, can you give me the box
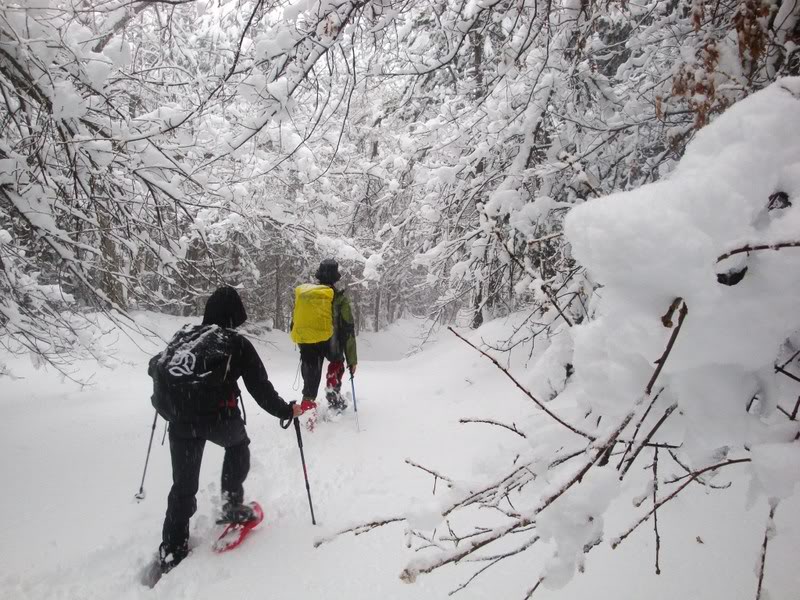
[290,284,335,344]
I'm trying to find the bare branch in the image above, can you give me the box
[314,517,406,548]
[616,388,664,469]
[400,413,634,583]
[612,458,751,549]
[405,459,454,483]
[459,418,527,438]
[619,403,678,479]
[645,299,688,396]
[448,327,593,439]
[652,448,661,575]
[717,241,800,262]
[524,577,545,599]
[755,501,778,600]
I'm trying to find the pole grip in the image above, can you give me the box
[280,401,296,430]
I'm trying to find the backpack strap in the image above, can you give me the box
[236,385,246,425]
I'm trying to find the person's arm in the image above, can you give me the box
[238,336,294,419]
[339,295,358,371]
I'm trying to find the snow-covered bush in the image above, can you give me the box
[323,77,800,598]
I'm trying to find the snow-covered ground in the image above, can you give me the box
[1,313,798,599]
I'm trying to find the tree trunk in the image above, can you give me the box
[353,287,361,336]
[374,285,381,331]
[97,208,126,309]
[471,285,484,329]
[274,254,284,330]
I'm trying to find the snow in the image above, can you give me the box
[750,443,800,500]
[3,5,800,588]
[1,312,798,599]
[51,81,87,120]
[362,254,383,281]
[564,77,800,435]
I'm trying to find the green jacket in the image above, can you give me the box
[332,288,357,367]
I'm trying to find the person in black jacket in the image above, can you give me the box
[151,286,302,575]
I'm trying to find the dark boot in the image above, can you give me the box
[218,502,258,524]
[326,387,347,411]
[158,541,189,574]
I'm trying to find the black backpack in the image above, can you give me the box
[149,324,238,423]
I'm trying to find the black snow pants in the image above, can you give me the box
[299,339,344,400]
[161,417,250,552]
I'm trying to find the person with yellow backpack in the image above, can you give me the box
[291,259,358,416]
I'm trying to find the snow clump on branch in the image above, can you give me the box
[565,77,800,490]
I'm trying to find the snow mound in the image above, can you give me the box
[565,77,800,482]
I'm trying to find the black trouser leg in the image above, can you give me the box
[162,431,205,551]
[300,341,326,399]
[207,418,251,506]
[220,443,250,505]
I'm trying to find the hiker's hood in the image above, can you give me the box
[202,286,247,329]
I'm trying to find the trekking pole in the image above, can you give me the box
[294,418,317,525]
[350,374,360,432]
[281,411,317,525]
[135,410,158,501]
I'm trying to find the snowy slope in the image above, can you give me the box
[0,313,798,600]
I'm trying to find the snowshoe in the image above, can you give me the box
[218,502,258,524]
[213,501,264,553]
[326,389,347,412]
[300,397,318,431]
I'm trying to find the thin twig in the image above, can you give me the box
[645,300,688,396]
[405,459,455,485]
[616,388,664,469]
[778,348,800,371]
[524,577,545,599]
[612,458,751,549]
[314,517,406,548]
[755,501,778,600]
[717,241,800,262]
[527,232,563,245]
[401,414,634,584]
[448,327,592,439]
[619,440,680,450]
[665,451,731,489]
[493,230,573,327]
[609,300,691,471]
[460,418,527,438]
[448,535,540,596]
[620,403,678,479]
[652,448,661,575]
[774,365,800,384]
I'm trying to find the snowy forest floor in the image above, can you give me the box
[1,313,798,600]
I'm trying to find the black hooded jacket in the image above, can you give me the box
[149,287,293,424]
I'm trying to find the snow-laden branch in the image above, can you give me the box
[717,241,800,262]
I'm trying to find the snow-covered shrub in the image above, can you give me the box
[324,77,800,598]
